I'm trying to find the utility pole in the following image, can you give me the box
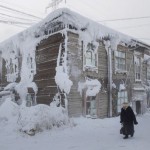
[46,0,66,12]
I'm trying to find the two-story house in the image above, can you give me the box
[0,8,150,118]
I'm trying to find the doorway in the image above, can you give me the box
[86,96,97,118]
[136,101,141,114]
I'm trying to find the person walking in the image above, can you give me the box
[120,102,138,139]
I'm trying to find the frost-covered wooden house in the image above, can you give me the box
[0,8,150,118]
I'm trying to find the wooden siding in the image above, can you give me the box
[97,42,109,118]
[67,33,109,118]
[67,32,83,117]
[34,33,64,105]
[97,92,108,118]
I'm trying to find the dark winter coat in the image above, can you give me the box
[120,106,138,136]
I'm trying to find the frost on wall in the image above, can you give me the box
[119,83,126,91]
[55,66,73,94]
[0,29,40,105]
[78,78,101,97]
[5,51,19,82]
[55,33,73,95]
[0,8,136,105]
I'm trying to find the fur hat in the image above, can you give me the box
[122,102,129,107]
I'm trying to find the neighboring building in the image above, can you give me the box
[0,8,150,118]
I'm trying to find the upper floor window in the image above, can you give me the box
[0,51,2,79]
[84,42,98,68]
[147,67,150,80]
[85,51,96,66]
[115,50,126,71]
[134,56,141,81]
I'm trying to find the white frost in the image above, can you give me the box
[119,83,126,91]
[55,66,73,94]
[78,78,101,97]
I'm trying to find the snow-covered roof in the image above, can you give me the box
[0,8,142,50]
[0,8,149,53]
[1,8,150,51]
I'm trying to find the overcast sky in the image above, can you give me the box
[0,0,150,44]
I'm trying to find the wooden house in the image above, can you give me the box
[0,8,150,118]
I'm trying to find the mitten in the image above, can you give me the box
[134,121,138,125]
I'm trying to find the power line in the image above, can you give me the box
[98,16,150,22]
[0,12,38,22]
[0,19,34,25]
[116,23,150,30]
[0,0,44,16]
[0,5,42,19]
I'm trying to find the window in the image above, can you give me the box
[85,51,96,66]
[85,43,97,67]
[115,50,126,70]
[6,51,18,82]
[26,94,34,107]
[134,56,141,80]
[0,51,2,79]
[117,91,128,112]
[86,96,97,118]
[147,67,150,80]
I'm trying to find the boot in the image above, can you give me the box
[123,135,128,139]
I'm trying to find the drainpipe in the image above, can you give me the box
[104,40,112,117]
[108,45,112,117]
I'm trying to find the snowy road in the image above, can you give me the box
[0,113,150,150]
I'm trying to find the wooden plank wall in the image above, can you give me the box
[67,33,109,118]
[67,32,83,117]
[97,42,109,118]
[34,33,64,105]
[81,41,109,118]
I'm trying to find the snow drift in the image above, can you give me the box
[0,99,71,135]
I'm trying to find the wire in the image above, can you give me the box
[0,19,34,25]
[116,23,150,29]
[98,16,150,22]
[0,0,43,16]
[0,12,38,22]
[0,5,42,19]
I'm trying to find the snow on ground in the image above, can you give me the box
[0,101,150,150]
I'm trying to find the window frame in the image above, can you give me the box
[83,42,98,70]
[147,66,150,81]
[85,96,97,118]
[117,90,128,113]
[85,50,97,67]
[115,50,126,71]
[134,55,141,81]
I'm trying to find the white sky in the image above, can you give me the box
[0,0,150,44]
